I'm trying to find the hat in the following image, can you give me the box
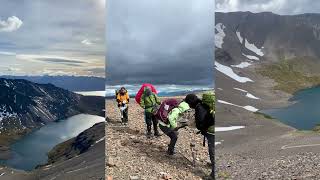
[185,94,200,109]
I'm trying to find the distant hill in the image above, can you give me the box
[0,75,105,91]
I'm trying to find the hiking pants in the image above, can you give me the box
[122,107,128,123]
[145,111,158,133]
[159,124,178,153]
[205,133,215,179]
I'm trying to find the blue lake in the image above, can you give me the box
[262,86,320,130]
[0,114,104,171]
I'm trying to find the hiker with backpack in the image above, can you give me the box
[185,93,215,180]
[116,87,130,125]
[155,98,190,155]
[140,87,161,138]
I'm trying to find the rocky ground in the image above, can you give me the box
[106,98,213,180]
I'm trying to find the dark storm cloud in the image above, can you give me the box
[37,58,85,64]
[106,0,214,85]
[216,0,320,15]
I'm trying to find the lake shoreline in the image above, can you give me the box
[260,86,320,131]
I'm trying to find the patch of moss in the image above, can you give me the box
[257,58,320,94]
[312,124,320,133]
[254,111,275,119]
[217,171,231,179]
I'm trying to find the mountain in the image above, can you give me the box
[0,75,105,91]
[0,78,104,145]
[215,12,320,104]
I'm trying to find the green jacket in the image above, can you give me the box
[161,101,190,129]
[140,91,160,113]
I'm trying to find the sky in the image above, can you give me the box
[0,0,105,77]
[106,0,214,85]
[216,0,320,15]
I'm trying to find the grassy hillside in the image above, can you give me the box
[257,57,320,94]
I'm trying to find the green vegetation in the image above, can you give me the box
[254,111,275,119]
[47,138,76,164]
[312,124,320,133]
[0,128,31,146]
[217,171,231,179]
[257,58,320,94]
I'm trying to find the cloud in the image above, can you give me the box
[42,69,77,76]
[81,39,93,45]
[37,58,85,64]
[0,16,23,32]
[215,0,320,15]
[16,54,86,65]
[7,67,21,72]
[0,1,105,77]
[106,0,214,85]
[0,51,15,56]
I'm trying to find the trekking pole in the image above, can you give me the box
[190,141,196,167]
[190,128,197,168]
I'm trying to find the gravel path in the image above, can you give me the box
[106,99,212,180]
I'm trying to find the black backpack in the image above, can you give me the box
[195,102,215,134]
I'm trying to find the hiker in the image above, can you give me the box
[140,87,161,138]
[156,99,190,155]
[185,93,215,180]
[116,87,130,125]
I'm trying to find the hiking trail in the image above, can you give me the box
[106,99,212,179]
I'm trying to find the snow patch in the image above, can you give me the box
[218,100,259,112]
[244,39,264,56]
[216,126,245,132]
[215,62,253,83]
[243,106,259,112]
[95,136,105,144]
[242,53,259,61]
[215,23,226,48]
[246,93,260,100]
[236,31,243,43]
[231,62,252,68]
[234,88,260,100]
[234,88,247,92]
[0,105,17,122]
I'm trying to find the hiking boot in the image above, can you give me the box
[154,132,161,137]
[203,175,215,180]
[167,150,175,156]
[146,125,152,138]
[154,128,161,137]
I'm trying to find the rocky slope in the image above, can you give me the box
[47,122,105,164]
[106,98,213,180]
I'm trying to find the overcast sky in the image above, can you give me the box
[106,0,214,85]
[0,0,105,77]
[216,0,320,15]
